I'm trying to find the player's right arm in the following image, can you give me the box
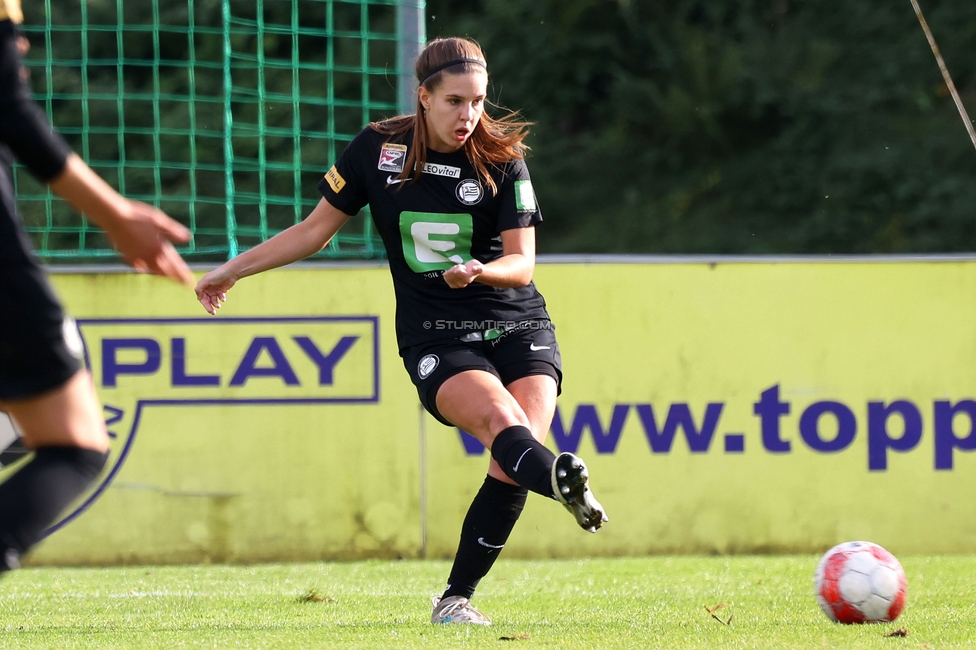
[195,197,351,315]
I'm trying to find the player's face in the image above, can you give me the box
[420,70,488,153]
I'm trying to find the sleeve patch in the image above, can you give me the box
[378,143,407,172]
[514,180,536,211]
[324,166,346,193]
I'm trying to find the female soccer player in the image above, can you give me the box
[195,36,608,625]
[0,2,193,572]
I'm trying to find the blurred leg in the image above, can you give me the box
[1,370,109,452]
[0,370,108,570]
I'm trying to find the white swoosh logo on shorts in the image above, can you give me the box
[477,537,505,549]
[529,344,551,351]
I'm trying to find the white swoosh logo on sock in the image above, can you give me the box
[512,448,531,472]
[477,537,505,549]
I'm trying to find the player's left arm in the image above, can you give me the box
[442,226,535,289]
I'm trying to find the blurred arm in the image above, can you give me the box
[0,24,71,181]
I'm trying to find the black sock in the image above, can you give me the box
[0,446,107,570]
[489,425,556,498]
[443,476,528,600]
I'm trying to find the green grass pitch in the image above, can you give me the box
[1,556,975,649]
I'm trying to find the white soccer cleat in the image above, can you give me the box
[551,452,609,533]
[0,549,19,573]
[431,595,492,625]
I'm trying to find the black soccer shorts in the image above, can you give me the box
[0,264,83,400]
[401,320,562,427]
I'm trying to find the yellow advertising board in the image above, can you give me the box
[25,266,421,564]
[9,259,976,564]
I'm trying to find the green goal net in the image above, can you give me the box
[14,0,425,263]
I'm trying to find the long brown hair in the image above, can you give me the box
[369,37,532,196]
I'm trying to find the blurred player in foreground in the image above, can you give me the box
[196,36,608,625]
[0,1,193,572]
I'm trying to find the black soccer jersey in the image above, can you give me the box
[0,18,71,268]
[319,126,551,350]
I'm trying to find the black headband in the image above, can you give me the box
[419,58,486,86]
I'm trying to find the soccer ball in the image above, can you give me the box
[814,541,907,624]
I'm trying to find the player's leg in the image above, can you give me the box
[436,374,555,613]
[504,373,557,456]
[436,370,558,498]
[406,340,555,495]
[0,263,109,572]
[408,341,597,623]
[1,371,108,452]
[508,374,609,533]
[436,360,608,533]
[429,370,537,624]
[0,379,109,573]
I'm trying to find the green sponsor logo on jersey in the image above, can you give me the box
[400,211,474,273]
[514,180,536,211]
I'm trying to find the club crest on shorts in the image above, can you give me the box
[418,354,439,380]
[455,179,483,205]
[378,143,407,172]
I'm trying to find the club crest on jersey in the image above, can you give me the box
[455,179,483,205]
[378,143,407,172]
[418,354,439,380]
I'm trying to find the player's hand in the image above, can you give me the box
[195,266,237,315]
[101,200,194,286]
[443,260,484,289]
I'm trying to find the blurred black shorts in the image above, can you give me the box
[0,264,83,400]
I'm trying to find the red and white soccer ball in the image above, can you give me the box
[814,541,907,624]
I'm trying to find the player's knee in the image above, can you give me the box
[482,403,530,443]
